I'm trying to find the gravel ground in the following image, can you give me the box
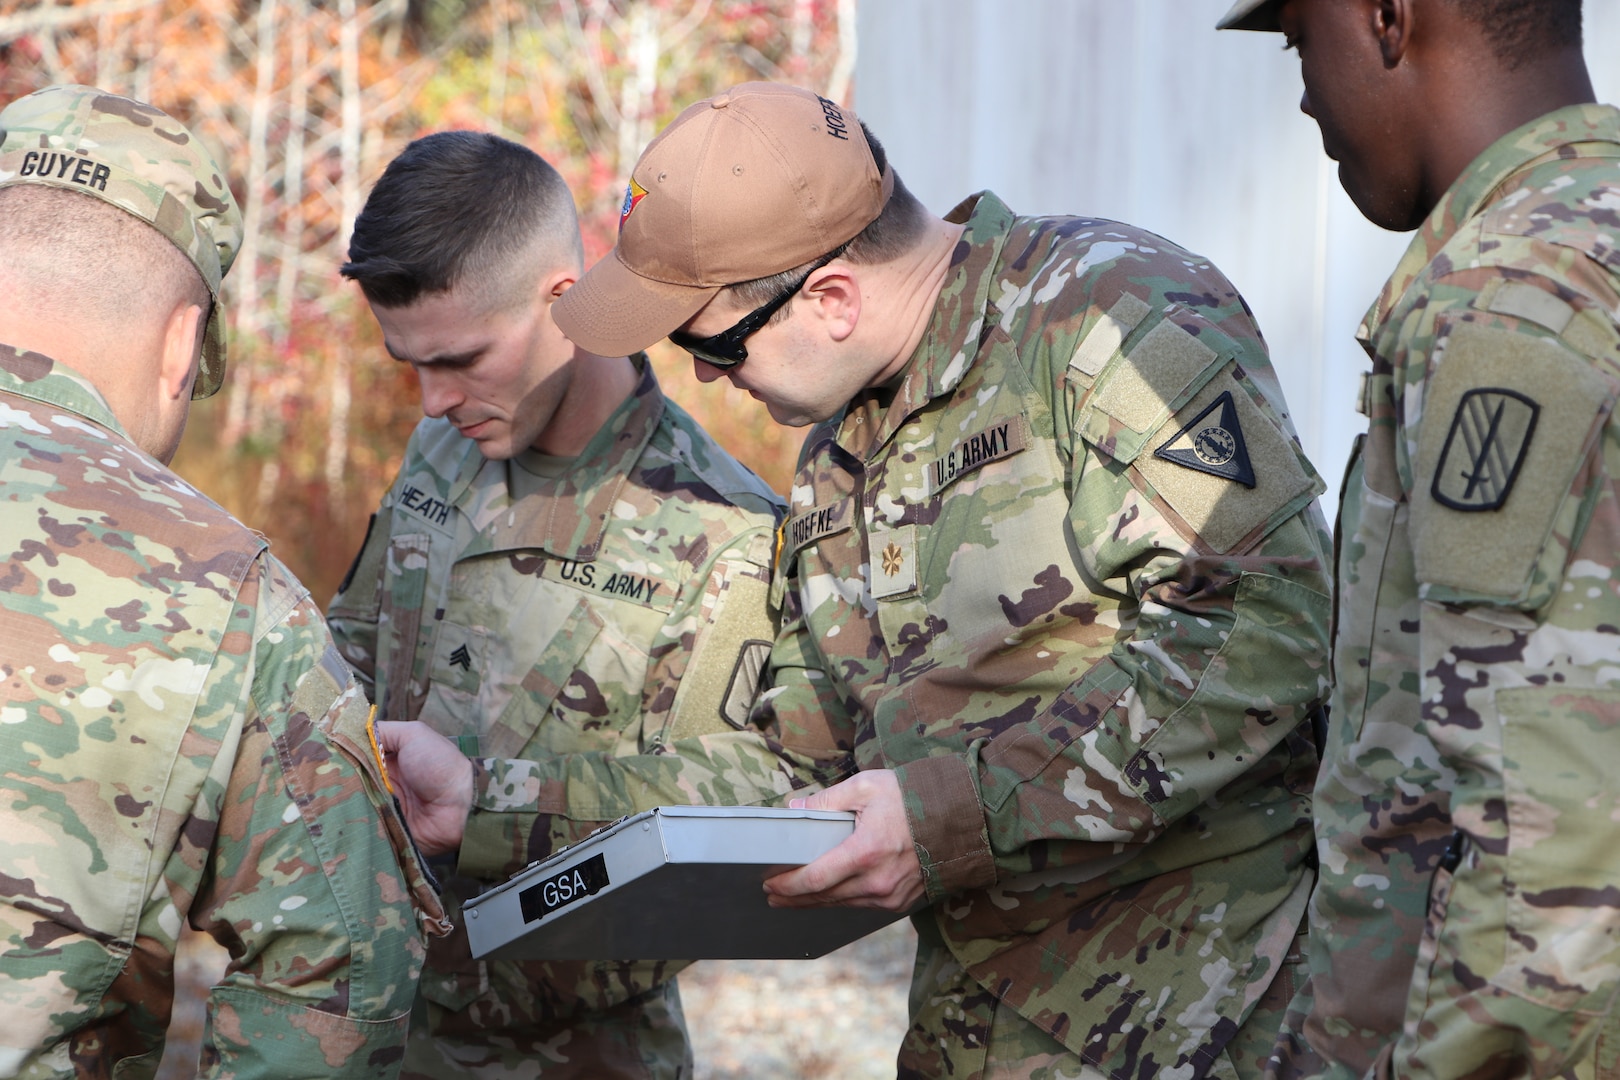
[681,918,915,1079]
[157,919,916,1078]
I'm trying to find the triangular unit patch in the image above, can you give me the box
[1152,390,1256,488]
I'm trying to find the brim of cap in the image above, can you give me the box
[554,250,721,358]
[191,299,227,399]
[1216,0,1281,31]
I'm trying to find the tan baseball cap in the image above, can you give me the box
[0,85,243,398]
[1216,0,1282,31]
[554,81,893,358]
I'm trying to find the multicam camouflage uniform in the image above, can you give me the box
[0,348,448,1078]
[1285,104,1620,1080]
[752,191,1334,1080]
[327,357,833,1079]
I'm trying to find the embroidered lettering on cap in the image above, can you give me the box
[19,151,111,192]
[928,417,1028,495]
[817,95,851,141]
[1431,387,1539,512]
[1152,390,1256,488]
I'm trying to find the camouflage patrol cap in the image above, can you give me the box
[554,81,893,358]
[1217,0,1283,31]
[0,85,242,398]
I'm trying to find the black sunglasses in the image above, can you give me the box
[668,251,841,370]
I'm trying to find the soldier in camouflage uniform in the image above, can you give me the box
[331,130,835,1079]
[1220,1,1620,1076]
[0,85,449,1078]
[548,81,1334,1080]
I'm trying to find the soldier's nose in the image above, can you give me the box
[418,371,463,419]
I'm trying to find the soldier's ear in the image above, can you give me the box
[1373,0,1412,68]
[804,266,861,344]
[541,266,578,303]
[158,301,206,401]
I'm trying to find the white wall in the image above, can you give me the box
[855,0,1620,503]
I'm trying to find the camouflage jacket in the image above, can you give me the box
[327,358,831,1021]
[1303,104,1620,1080]
[0,346,448,1080]
[751,192,1334,1079]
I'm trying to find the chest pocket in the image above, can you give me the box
[479,595,609,759]
[911,413,1074,667]
[420,552,669,760]
[869,329,1077,676]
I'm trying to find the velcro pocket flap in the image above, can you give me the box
[1079,310,1226,464]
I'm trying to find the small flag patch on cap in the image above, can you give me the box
[619,178,647,233]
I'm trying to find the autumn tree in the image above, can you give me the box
[0,0,853,600]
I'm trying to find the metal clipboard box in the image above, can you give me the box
[462,806,903,960]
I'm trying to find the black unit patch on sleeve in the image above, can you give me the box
[1151,390,1256,488]
[1430,387,1539,512]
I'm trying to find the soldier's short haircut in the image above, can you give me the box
[1447,0,1582,69]
[0,185,208,328]
[342,130,583,312]
[724,123,933,320]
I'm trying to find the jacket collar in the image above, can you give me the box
[1360,103,1620,349]
[460,353,664,561]
[0,343,128,440]
[837,190,1016,459]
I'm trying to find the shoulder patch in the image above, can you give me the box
[1487,281,1574,336]
[1151,390,1256,488]
[1135,372,1319,554]
[1412,321,1615,600]
[1093,315,1219,436]
[1430,388,1538,511]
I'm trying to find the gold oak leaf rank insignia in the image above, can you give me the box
[881,542,904,576]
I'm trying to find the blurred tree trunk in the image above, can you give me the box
[325,0,363,501]
[225,0,277,449]
[275,0,309,349]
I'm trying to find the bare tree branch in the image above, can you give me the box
[0,0,156,38]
